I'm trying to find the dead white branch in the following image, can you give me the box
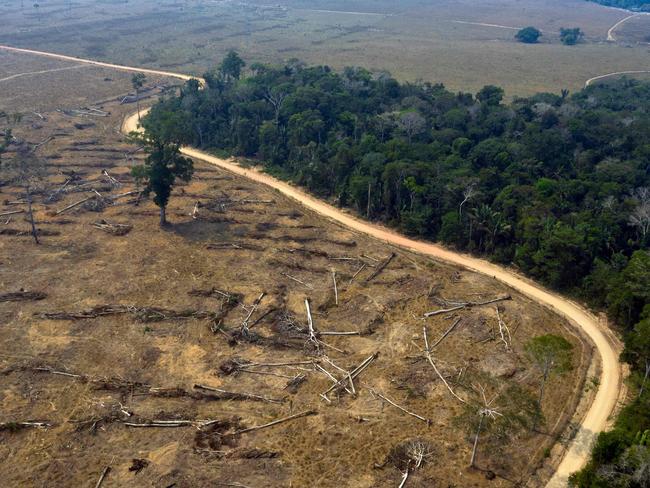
[495,306,511,351]
[423,295,511,317]
[241,292,265,334]
[305,299,319,346]
[281,272,313,289]
[430,317,462,348]
[349,263,366,283]
[95,466,111,488]
[229,410,317,436]
[321,352,378,400]
[55,195,94,215]
[193,384,285,404]
[368,387,430,424]
[423,326,466,404]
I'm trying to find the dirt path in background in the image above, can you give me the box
[0,45,197,82]
[585,69,650,86]
[0,64,89,83]
[0,44,623,487]
[606,12,649,41]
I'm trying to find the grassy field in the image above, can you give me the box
[0,50,178,113]
[0,57,593,487]
[0,0,648,96]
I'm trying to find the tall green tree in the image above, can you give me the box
[131,133,193,226]
[219,50,246,83]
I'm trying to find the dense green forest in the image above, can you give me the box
[586,0,650,10]
[143,54,650,486]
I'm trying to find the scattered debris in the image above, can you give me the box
[92,219,133,236]
[36,304,218,322]
[128,459,149,474]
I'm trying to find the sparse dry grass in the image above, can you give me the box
[1,0,649,96]
[0,77,591,487]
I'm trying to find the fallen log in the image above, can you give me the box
[55,195,94,215]
[430,317,463,349]
[0,209,24,217]
[365,253,396,282]
[0,421,51,431]
[124,420,194,428]
[193,384,286,404]
[95,466,111,488]
[0,291,47,302]
[92,220,133,236]
[321,352,379,400]
[423,326,466,404]
[227,410,317,437]
[36,304,218,322]
[368,388,430,424]
[423,295,511,317]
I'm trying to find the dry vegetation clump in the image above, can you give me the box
[0,94,591,487]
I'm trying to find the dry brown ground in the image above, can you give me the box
[0,89,590,487]
[0,51,174,114]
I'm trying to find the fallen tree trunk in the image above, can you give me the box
[423,295,511,317]
[193,384,286,404]
[365,253,396,282]
[0,291,47,302]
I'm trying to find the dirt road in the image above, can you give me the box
[606,12,649,41]
[0,43,622,487]
[585,69,650,86]
[0,45,198,82]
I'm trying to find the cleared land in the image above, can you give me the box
[0,62,592,487]
[0,50,176,114]
[0,0,649,96]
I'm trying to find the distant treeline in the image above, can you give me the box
[587,0,650,11]
[143,55,649,485]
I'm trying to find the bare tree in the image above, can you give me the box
[263,85,289,125]
[376,112,396,142]
[629,187,650,242]
[459,182,477,218]
[2,143,47,244]
[454,379,541,470]
[397,111,426,144]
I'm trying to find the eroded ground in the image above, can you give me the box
[0,69,590,487]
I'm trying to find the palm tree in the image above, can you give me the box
[131,73,147,121]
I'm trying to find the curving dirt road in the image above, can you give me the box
[0,44,622,487]
[585,69,650,86]
[606,12,650,41]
